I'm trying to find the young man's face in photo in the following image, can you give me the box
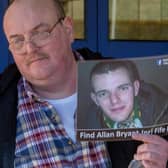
[91,67,140,122]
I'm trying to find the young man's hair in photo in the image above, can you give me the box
[90,60,140,92]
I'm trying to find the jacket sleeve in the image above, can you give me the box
[76,47,102,60]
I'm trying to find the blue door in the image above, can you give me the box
[98,0,168,58]
[1,0,168,72]
[0,0,9,72]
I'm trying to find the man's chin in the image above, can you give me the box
[25,71,51,82]
[112,116,129,123]
[108,111,128,122]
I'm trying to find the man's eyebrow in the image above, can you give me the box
[118,83,132,87]
[9,34,22,39]
[31,23,50,31]
[9,23,50,39]
[95,89,107,94]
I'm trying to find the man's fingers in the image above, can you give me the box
[141,160,162,168]
[132,133,167,144]
[132,134,168,168]
[134,150,159,162]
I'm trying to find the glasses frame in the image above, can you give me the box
[9,17,65,54]
[46,17,64,36]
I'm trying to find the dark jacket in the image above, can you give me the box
[0,48,101,168]
[0,48,167,168]
[0,62,20,168]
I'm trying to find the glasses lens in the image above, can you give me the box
[9,41,24,54]
[9,18,63,54]
[32,32,50,46]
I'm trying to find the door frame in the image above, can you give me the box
[98,0,168,58]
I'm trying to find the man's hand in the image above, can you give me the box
[132,134,168,168]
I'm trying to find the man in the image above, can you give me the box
[90,60,168,129]
[0,0,167,167]
[1,0,111,167]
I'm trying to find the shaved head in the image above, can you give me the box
[3,0,65,36]
[2,0,75,92]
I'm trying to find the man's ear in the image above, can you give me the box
[133,80,140,96]
[90,92,100,106]
[62,16,74,42]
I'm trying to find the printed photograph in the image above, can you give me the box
[77,56,168,141]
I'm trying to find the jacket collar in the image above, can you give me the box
[0,64,20,95]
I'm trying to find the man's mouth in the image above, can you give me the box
[26,53,49,66]
[27,57,46,65]
[110,105,125,113]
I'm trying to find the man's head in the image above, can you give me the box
[90,60,140,122]
[3,0,74,87]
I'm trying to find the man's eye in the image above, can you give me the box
[97,91,108,98]
[121,86,128,90]
[33,30,48,36]
[32,31,50,40]
[11,38,24,44]
[11,39,24,48]
[119,85,129,91]
[32,28,49,34]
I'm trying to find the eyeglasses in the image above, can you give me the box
[9,17,64,54]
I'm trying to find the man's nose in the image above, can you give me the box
[109,92,120,104]
[25,40,38,54]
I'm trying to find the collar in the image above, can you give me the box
[21,77,40,101]
[73,50,84,61]
[0,64,20,95]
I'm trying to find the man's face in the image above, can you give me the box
[3,0,74,85]
[91,68,140,122]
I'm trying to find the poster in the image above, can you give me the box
[76,55,168,141]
